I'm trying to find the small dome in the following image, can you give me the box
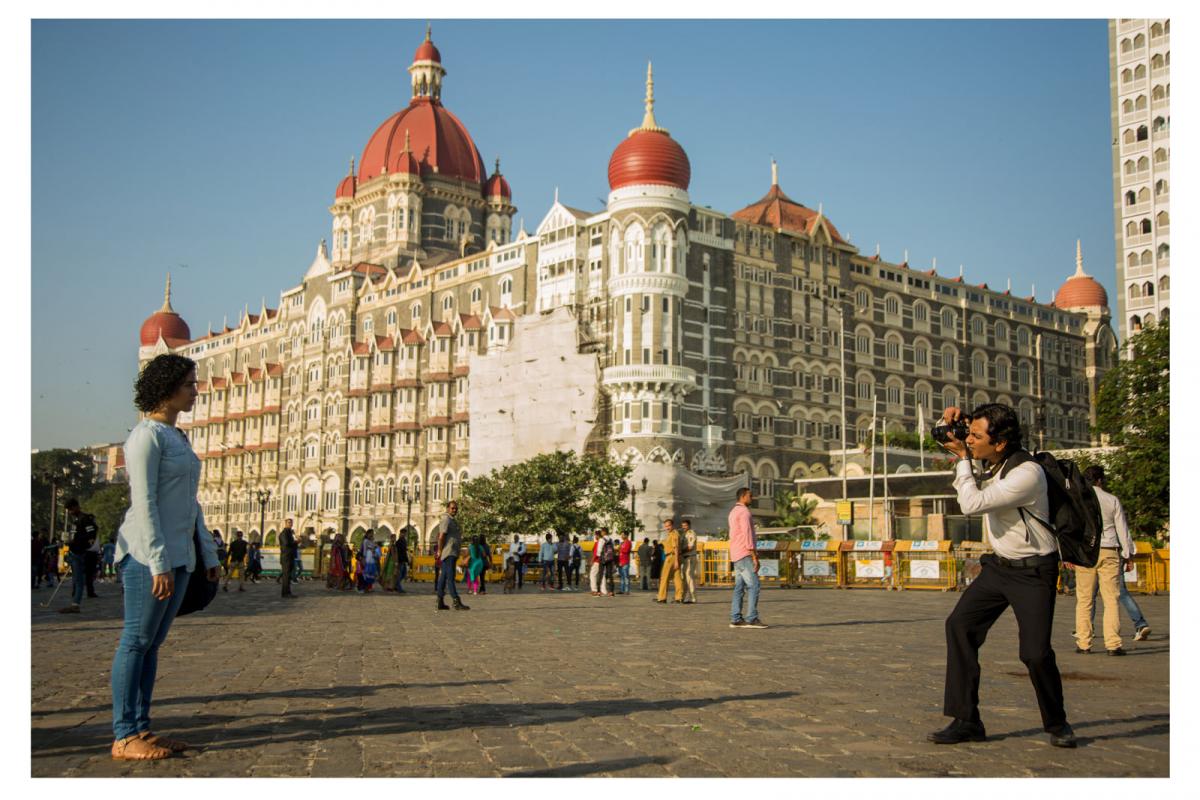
[140,275,190,346]
[485,159,511,200]
[1054,240,1109,309]
[334,173,356,200]
[413,31,441,63]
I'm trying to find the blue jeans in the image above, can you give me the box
[1091,560,1148,630]
[541,560,554,588]
[618,565,631,594]
[730,556,761,623]
[68,552,86,605]
[395,560,408,589]
[436,556,460,601]
[110,555,190,740]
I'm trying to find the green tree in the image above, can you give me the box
[80,483,131,542]
[31,450,97,534]
[456,451,639,546]
[1092,318,1169,541]
[773,490,819,529]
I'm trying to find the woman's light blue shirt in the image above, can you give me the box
[116,419,219,575]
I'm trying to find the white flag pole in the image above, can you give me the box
[918,404,926,472]
[867,395,877,541]
[882,417,890,540]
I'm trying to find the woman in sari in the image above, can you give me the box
[358,531,381,592]
[379,535,398,591]
[467,535,486,595]
[326,534,348,590]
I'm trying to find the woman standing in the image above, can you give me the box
[467,535,486,594]
[379,534,398,591]
[327,533,348,590]
[110,354,219,760]
[651,540,665,589]
[358,531,380,592]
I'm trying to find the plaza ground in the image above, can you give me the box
[31,577,1169,777]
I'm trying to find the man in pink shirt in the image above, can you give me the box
[728,487,766,628]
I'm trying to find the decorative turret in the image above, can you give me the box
[607,63,691,195]
[1054,240,1109,310]
[409,23,446,102]
[139,274,191,346]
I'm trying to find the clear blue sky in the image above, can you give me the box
[31,18,1115,449]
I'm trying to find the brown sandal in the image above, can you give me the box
[111,734,171,761]
[140,731,191,752]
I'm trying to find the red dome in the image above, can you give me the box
[485,161,511,200]
[1055,274,1108,309]
[358,100,486,185]
[140,311,190,346]
[608,129,691,191]
[334,173,356,200]
[413,39,441,63]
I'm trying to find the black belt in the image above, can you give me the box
[990,553,1059,569]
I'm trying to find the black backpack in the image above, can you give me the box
[600,539,616,565]
[1001,450,1102,568]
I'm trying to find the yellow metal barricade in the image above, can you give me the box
[411,554,437,582]
[1151,548,1169,593]
[838,540,896,589]
[1125,541,1156,595]
[794,541,840,588]
[702,541,732,586]
[894,540,957,591]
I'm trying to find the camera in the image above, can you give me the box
[931,417,970,445]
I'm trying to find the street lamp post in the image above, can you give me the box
[43,466,71,542]
[402,485,420,550]
[255,489,272,544]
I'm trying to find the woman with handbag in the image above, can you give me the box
[110,354,220,760]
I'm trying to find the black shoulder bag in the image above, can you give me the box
[176,526,218,617]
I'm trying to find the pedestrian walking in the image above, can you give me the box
[394,533,410,593]
[655,520,684,604]
[326,533,348,590]
[539,533,556,591]
[588,530,607,596]
[293,536,306,582]
[508,534,526,590]
[247,541,262,583]
[928,404,1076,748]
[110,353,220,760]
[651,540,664,589]
[467,535,486,594]
[478,536,491,594]
[279,518,298,598]
[556,532,572,591]
[84,515,103,597]
[569,535,583,590]
[102,537,116,580]
[637,537,652,591]
[59,498,99,613]
[223,531,247,592]
[434,501,467,611]
[617,531,633,594]
[1072,466,1142,653]
[728,488,765,627]
[357,530,380,592]
[680,519,701,603]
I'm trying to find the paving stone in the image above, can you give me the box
[30,579,1169,777]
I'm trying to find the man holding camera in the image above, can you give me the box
[928,404,1076,748]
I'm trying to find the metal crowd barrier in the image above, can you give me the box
[838,540,896,589]
[893,540,956,591]
[793,540,840,588]
[1151,548,1169,593]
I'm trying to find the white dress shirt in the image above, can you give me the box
[953,458,1056,559]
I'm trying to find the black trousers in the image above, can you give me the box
[943,554,1067,732]
[280,556,294,596]
[640,564,650,590]
[84,551,99,594]
[557,561,568,589]
[569,560,581,587]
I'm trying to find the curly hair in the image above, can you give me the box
[969,402,1025,453]
[134,354,196,413]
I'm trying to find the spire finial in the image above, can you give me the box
[425,22,431,41]
[631,61,668,135]
[494,156,501,175]
[818,202,824,216]
[903,248,908,264]
[348,156,355,176]
[1075,238,1086,276]
[554,186,559,204]
[403,131,411,153]
[771,159,778,186]
[160,273,175,313]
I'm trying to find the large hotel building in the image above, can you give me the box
[1109,18,1170,341]
[138,30,1117,544]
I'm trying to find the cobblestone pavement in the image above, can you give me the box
[31,577,1169,777]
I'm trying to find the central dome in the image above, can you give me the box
[358,101,487,184]
[1054,241,1109,310]
[607,63,690,192]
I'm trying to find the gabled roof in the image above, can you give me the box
[431,321,453,337]
[374,335,396,350]
[489,306,516,321]
[402,329,425,344]
[731,183,846,244]
[265,363,283,377]
[352,341,371,355]
[458,313,484,331]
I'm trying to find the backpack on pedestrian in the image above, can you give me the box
[1000,451,1103,568]
[601,538,616,565]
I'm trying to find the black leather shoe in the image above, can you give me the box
[452,598,470,611]
[927,719,986,744]
[1108,647,1127,656]
[1049,724,1077,748]
[436,601,450,611]
[1075,647,1091,654]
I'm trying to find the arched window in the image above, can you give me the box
[1153,116,1168,132]
[386,309,397,327]
[941,309,956,331]
[470,286,482,305]
[1156,211,1169,228]
[1127,252,1138,269]
[1130,315,1142,332]
[1124,190,1136,206]
[1140,219,1152,235]
[855,288,870,310]
[1143,281,1154,297]
[1136,125,1148,142]
[1153,148,1167,164]
[411,302,422,322]
[431,474,442,502]
[1157,243,1169,260]
[885,295,900,316]
[1155,179,1168,196]
[442,294,454,314]
[364,481,374,505]
[1134,64,1146,80]
[499,277,513,306]
[1134,33,1145,48]
[913,301,929,323]
[1159,275,1169,294]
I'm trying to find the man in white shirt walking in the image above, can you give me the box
[928,404,1076,748]
[1072,465,1140,654]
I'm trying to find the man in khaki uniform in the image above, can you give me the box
[655,519,684,604]
[680,519,701,604]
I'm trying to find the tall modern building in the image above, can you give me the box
[137,30,1117,544]
[1109,18,1170,341]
